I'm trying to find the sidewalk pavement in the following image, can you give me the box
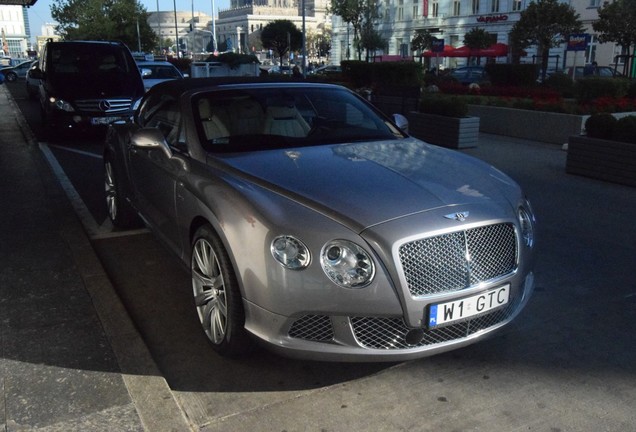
[0,85,193,431]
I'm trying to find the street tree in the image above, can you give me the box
[510,0,583,82]
[463,27,494,65]
[260,20,302,66]
[330,0,380,60]
[359,22,385,60]
[50,0,157,52]
[411,29,436,53]
[593,0,636,74]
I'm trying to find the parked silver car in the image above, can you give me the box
[137,60,184,92]
[1,59,37,82]
[104,78,536,361]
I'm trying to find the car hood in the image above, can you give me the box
[215,138,520,230]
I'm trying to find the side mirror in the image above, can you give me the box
[392,113,409,134]
[131,128,172,159]
[29,67,43,80]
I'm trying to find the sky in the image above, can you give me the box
[27,0,231,38]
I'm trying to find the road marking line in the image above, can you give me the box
[39,142,148,240]
[48,143,103,159]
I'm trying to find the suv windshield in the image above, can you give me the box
[50,44,133,76]
[193,87,405,152]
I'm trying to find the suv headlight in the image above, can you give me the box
[320,240,375,288]
[49,97,75,112]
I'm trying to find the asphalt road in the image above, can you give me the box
[7,80,636,431]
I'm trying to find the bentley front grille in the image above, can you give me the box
[288,315,334,342]
[399,223,517,297]
[75,98,133,114]
[351,293,521,350]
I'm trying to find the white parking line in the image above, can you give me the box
[39,142,148,240]
[48,143,103,159]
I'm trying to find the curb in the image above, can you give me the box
[2,85,195,432]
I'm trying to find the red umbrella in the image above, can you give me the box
[421,45,457,58]
[446,44,509,57]
[477,43,509,57]
[448,46,472,57]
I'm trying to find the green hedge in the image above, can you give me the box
[485,63,539,87]
[341,60,423,88]
[575,77,631,102]
[418,95,468,117]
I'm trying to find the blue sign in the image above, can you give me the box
[432,38,445,53]
[567,34,590,52]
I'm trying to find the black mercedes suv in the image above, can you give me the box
[30,40,145,136]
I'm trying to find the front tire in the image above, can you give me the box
[5,72,17,82]
[104,153,140,229]
[191,225,252,357]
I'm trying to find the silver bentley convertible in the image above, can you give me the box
[104,78,536,362]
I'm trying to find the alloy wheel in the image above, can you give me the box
[192,238,228,344]
[104,160,118,222]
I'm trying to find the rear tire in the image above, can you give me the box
[191,225,252,357]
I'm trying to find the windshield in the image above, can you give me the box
[49,45,133,77]
[194,86,406,152]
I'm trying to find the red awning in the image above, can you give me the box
[447,43,510,58]
[420,45,457,58]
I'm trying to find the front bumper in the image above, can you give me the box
[243,271,534,362]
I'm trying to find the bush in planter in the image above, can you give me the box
[614,115,636,144]
[418,95,468,117]
[584,113,617,139]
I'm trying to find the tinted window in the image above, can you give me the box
[193,87,404,152]
[49,44,134,76]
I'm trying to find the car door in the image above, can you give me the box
[128,96,185,252]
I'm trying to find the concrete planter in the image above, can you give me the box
[468,105,584,144]
[566,135,636,187]
[407,112,480,149]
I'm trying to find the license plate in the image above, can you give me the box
[428,285,510,328]
[90,117,114,125]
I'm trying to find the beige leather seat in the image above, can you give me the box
[263,105,310,138]
[198,99,230,141]
[228,98,265,135]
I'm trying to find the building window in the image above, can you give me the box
[511,0,521,11]
[398,0,404,20]
[413,3,419,17]
[589,0,601,6]
[472,0,479,14]
[585,34,598,64]
[491,0,499,12]
[453,0,461,16]
[431,0,439,17]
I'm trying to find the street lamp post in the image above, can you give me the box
[173,0,179,57]
[210,0,217,53]
[301,0,306,77]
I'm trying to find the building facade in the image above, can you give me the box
[330,0,623,71]
[1,5,31,59]
[215,0,330,61]
[147,11,213,54]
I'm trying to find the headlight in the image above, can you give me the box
[518,200,536,248]
[49,97,75,112]
[320,240,375,288]
[271,235,310,270]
